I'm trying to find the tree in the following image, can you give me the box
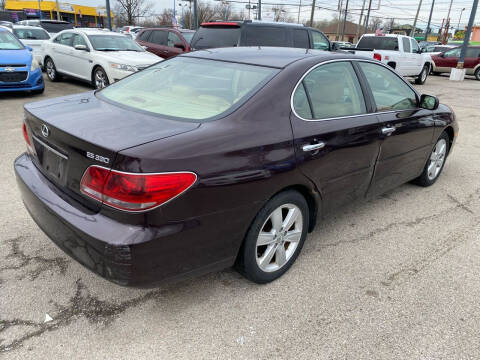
[368,16,382,31]
[0,0,6,10]
[157,8,174,26]
[115,0,153,25]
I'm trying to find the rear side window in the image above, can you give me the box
[402,37,411,53]
[292,82,312,119]
[244,26,287,47]
[191,26,240,49]
[40,21,74,33]
[137,30,151,41]
[466,48,480,58]
[99,57,278,121]
[150,30,167,45]
[292,29,309,49]
[359,62,417,111]
[444,47,461,58]
[357,36,399,50]
[294,62,366,119]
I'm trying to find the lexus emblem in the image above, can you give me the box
[4,67,15,72]
[41,124,50,138]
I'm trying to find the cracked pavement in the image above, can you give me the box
[1,74,480,359]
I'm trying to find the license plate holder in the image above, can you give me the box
[32,136,68,185]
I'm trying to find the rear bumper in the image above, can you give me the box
[0,68,44,92]
[14,153,241,287]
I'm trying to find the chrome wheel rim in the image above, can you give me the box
[95,70,108,89]
[46,61,55,80]
[256,204,303,273]
[427,138,447,180]
[421,67,427,82]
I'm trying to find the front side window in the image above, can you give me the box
[149,30,167,45]
[293,62,366,119]
[87,35,144,51]
[359,62,417,111]
[13,28,50,40]
[181,32,194,44]
[444,47,461,58]
[72,34,87,47]
[167,32,182,47]
[99,57,278,121]
[410,39,419,53]
[311,31,329,50]
[0,31,24,50]
[58,32,74,46]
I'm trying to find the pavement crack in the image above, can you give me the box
[447,194,474,214]
[0,279,164,353]
[0,237,69,280]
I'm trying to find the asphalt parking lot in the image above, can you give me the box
[1,73,479,359]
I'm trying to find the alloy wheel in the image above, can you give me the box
[46,60,55,80]
[427,138,447,180]
[421,66,428,82]
[94,69,108,89]
[256,204,303,272]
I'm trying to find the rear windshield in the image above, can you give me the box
[98,57,278,121]
[13,28,50,40]
[357,36,399,50]
[40,21,74,33]
[191,26,240,49]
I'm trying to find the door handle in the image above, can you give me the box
[381,126,396,135]
[303,142,325,152]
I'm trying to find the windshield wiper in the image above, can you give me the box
[118,49,141,52]
[95,48,120,51]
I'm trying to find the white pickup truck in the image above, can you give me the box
[352,34,434,85]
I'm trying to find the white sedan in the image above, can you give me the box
[42,28,162,89]
[12,25,50,65]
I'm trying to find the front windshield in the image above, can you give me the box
[87,34,144,51]
[0,31,24,50]
[181,32,194,44]
[13,28,50,40]
[98,57,278,121]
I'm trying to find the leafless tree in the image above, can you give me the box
[157,8,175,26]
[115,0,153,25]
[0,0,6,10]
[368,16,382,31]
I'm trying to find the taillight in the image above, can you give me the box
[373,53,382,61]
[23,122,34,154]
[80,166,197,212]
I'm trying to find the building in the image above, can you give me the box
[4,0,113,27]
[470,26,480,42]
[319,20,368,44]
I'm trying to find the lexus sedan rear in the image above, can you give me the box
[15,47,458,286]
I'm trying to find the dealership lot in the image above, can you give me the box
[1,74,480,359]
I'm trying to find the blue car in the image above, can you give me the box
[0,27,44,94]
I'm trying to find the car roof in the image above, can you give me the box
[12,25,48,30]
[200,20,305,28]
[72,28,124,36]
[182,46,365,68]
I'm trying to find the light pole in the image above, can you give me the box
[424,0,435,41]
[37,0,42,20]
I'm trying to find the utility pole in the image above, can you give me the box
[458,0,479,69]
[37,0,42,19]
[446,0,453,24]
[335,0,343,40]
[412,0,422,37]
[364,0,373,34]
[341,0,349,41]
[55,0,60,20]
[437,18,444,41]
[457,7,465,32]
[424,0,435,41]
[309,0,315,26]
[193,0,198,28]
[258,0,261,20]
[355,0,366,42]
[297,0,301,24]
[105,0,112,30]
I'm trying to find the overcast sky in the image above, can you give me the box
[82,0,479,31]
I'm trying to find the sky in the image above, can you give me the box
[77,0,479,31]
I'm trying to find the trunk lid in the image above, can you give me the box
[24,91,199,211]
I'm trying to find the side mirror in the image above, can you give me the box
[420,94,439,110]
[331,42,340,51]
[74,44,89,52]
[439,53,445,58]
[174,42,185,50]
[417,48,423,54]
[26,46,33,51]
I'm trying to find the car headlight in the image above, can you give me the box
[110,63,137,72]
[30,59,40,71]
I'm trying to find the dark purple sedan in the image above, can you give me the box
[15,47,458,286]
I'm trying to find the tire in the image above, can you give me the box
[475,68,480,81]
[415,64,429,85]
[92,67,109,89]
[44,57,60,82]
[413,131,450,187]
[235,190,309,284]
